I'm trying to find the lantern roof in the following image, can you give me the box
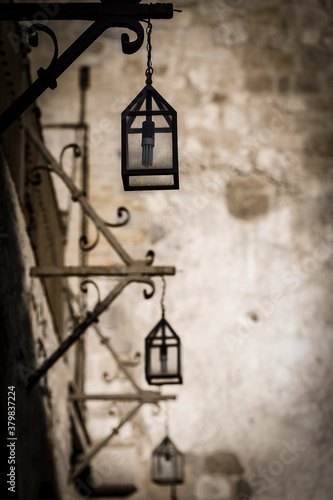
[146,317,181,343]
[153,435,182,457]
[122,84,176,117]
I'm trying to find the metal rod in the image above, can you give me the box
[30,265,176,277]
[0,3,174,21]
[79,66,90,268]
[27,278,137,390]
[69,402,144,481]
[69,393,176,402]
[171,484,178,500]
[76,66,90,411]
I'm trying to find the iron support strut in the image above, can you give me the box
[69,393,176,402]
[0,2,174,134]
[30,265,176,277]
[27,277,154,390]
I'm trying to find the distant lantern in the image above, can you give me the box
[152,436,185,485]
[121,84,179,191]
[145,317,182,385]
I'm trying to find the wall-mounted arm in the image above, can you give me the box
[25,126,176,390]
[0,2,174,134]
[27,276,154,390]
[66,285,177,483]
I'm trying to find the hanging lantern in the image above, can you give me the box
[145,277,182,385]
[121,21,179,191]
[152,436,185,485]
[145,316,182,385]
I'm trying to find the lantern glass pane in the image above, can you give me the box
[126,114,174,171]
[152,437,185,485]
[153,455,183,483]
[148,345,179,376]
[128,175,175,188]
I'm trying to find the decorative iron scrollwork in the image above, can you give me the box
[80,279,101,308]
[105,206,131,228]
[140,277,155,299]
[60,143,81,169]
[118,18,145,55]
[28,165,53,186]
[79,231,100,252]
[27,23,59,89]
[145,249,155,265]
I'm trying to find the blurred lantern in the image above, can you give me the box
[152,436,185,485]
[145,278,182,385]
[145,316,182,385]
[121,21,179,191]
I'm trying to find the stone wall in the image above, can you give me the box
[0,11,65,335]
[0,151,78,500]
[5,0,333,499]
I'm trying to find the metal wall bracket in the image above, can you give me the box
[68,318,176,481]
[25,124,176,389]
[0,1,174,134]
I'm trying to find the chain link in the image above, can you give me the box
[145,21,153,85]
[161,275,166,317]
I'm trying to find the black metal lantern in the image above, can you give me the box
[152,436,185,485]
[121,21,179,191]
[145,277,182,385]
[145,316,182,385]
[121,84,179,191]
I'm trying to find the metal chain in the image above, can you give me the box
[145,20,153,85]
[165,400,169,436]
[161,275,166,317]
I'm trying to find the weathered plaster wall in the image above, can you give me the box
[0,150,79,500]
[26,0,333,499]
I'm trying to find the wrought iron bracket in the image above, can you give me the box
[0,2,175,134]
[25,123,176,389]
[68,303,176,481]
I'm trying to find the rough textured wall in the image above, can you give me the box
[0,14,66,335]
[0,151,79,500]
[26,0,333,499]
